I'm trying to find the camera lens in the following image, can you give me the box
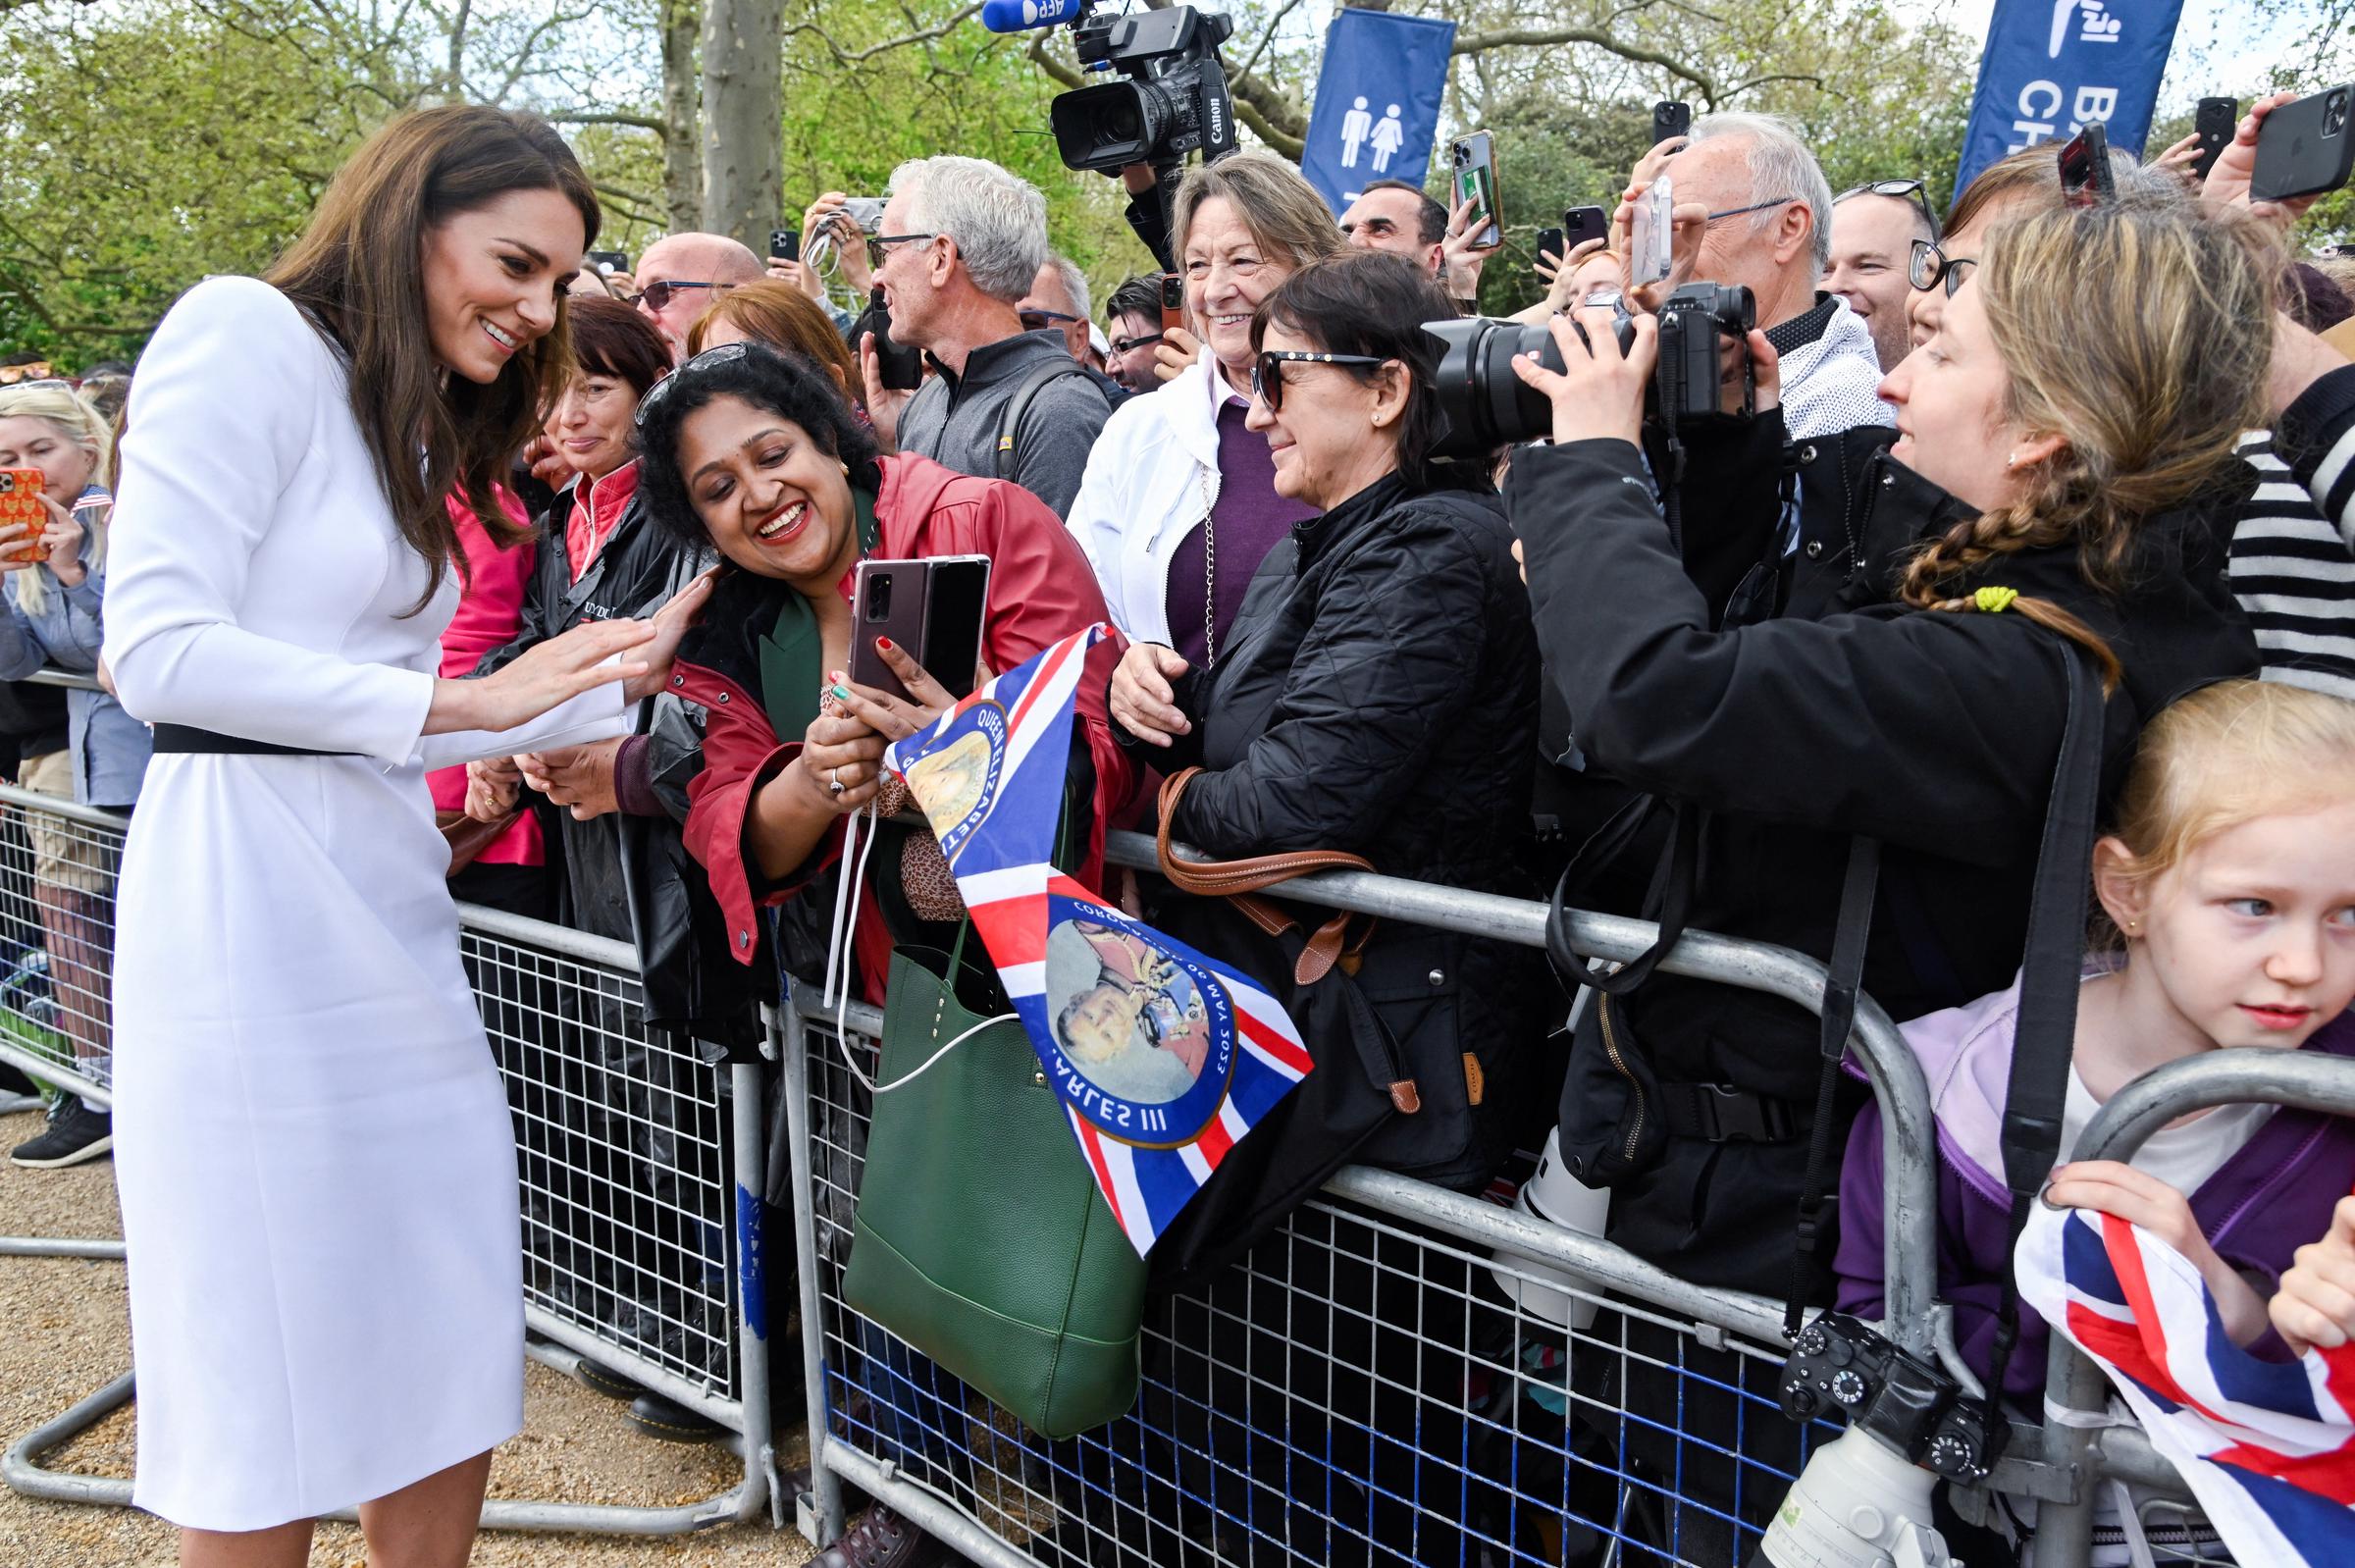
[2329,90,2349,137]
[1423,317,1559,457]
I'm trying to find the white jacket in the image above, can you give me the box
[1065,352,1235,647]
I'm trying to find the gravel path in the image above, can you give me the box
[0,1108,813,1566]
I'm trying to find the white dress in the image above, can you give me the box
[102,276,629,1532]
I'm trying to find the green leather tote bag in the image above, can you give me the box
[842,928,1147,1439]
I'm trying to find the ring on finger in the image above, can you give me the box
[828,767,845,797]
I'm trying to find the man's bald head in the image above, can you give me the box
[634,233,763,357]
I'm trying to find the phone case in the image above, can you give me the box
[1161,272,1186,334]
[1451,131,1500,249]
[1653,102,1692,146]
[2253,84,2355,202]
[1565,205,1610,251]
[0,470,49,566]
[770,229,800,263]
[1534,229,1566,267]
[846,556,992,704]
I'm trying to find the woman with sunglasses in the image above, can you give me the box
[1066,151,1345,666]
[97,107,706,1566]
[1107,248,1543,1563]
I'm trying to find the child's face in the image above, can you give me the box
[2123,802,2355,1051]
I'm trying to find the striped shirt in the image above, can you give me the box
[2243,361,2355,702]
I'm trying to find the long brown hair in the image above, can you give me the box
[1896,201,2274,690]
[268,106,599,601]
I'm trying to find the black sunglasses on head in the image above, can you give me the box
[1249,350,1392,412]
[1839,178,1943,244]
[633,341,751,428]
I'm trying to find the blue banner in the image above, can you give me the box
[1956,0,2186,194]
[1297,8,1458,217]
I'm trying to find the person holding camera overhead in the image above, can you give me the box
[1508,199,2265,1551]
[99,106,707,1565]
[1068,151,1344,665]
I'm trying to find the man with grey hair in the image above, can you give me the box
[864,155,1113,517]
[1019,253,1094,364]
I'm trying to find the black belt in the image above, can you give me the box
[151,724,353,758]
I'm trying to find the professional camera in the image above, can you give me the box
[982,0,1237,173]
[1751,1313,2004,1568]
[1654,282,1756,425]
[1423,283,1755,458]
[1423,292,1637,458]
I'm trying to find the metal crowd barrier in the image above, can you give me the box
[0,778,782,1536]
[779,828,1988,1568]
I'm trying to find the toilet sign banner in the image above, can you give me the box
[883,625,1314,1256]
[1298,7,1458,217]
[1955,0,2185,193]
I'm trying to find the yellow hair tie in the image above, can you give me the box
[1973,586,2019,614]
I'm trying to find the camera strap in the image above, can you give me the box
[1981,638,2105,1405]
[1785,831,1880,1337]
[1543,796,1699,998]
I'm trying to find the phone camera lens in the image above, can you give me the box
[867,575,892,619]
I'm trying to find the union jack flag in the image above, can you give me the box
[884,625,1313,1255]
[2016,1198,2355,1562]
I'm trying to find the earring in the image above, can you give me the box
[2006,451,2020,469]
[839,459,850,476]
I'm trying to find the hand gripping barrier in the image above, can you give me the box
[2025,1049,2355,1568]
[0,771,782,1536]
[777,827,1995,1568]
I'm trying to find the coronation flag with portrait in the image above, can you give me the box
[883,624,1314,1256]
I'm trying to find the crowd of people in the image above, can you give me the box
[4,83,2355,1568]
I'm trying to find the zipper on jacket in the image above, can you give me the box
[1597,992,1648,1162]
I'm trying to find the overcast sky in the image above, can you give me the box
[1905,0,2314,108]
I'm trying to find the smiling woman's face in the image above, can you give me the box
[542,372,638,482]
[420,187,587,386]
[1182,196,1293,385]
[673,393,859,592]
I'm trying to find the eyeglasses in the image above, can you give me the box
[1837,178,1943,243]
[1704,196,1798,224]
[1249,350,1392,412]
[1019,308,1079,332]
[865,234,937,271]
[1110,332,1165,356]
[0,363,54,386]
[1908,238,1976,296]
[633,341,751,428]
[630,280,727,313]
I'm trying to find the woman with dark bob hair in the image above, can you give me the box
[634,338,1134,1565]
[1110,247,1544,1184]
[100,105,705,1564]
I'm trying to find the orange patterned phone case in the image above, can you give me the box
[0,470,48,565]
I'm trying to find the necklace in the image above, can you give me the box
[1198,466,1218,665]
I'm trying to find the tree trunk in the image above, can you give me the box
[699,0,782,250]
[660,0,703,230]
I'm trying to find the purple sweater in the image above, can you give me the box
[1835,980,2355,1409]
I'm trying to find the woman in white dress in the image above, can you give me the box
[101,106,708,1567]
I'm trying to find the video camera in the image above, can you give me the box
[1422,282,1756,459]
[982,0,1239,174]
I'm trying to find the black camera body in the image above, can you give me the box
[1654,282,1756,426]
[1779,1313,2005,1484]
[1050,4,1238,174]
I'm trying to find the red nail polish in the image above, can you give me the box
[876,635,894,652]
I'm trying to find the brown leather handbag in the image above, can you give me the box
[438,808,520,877]
[1153,767,1377,987]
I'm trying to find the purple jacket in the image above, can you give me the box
[1835,975,2355,1409]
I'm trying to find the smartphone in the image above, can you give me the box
[1160,271,1186,334]
[1565,204,1610,252]
[0,470,48,565]
[864,286,925,392]
[2193,97,2239,183]
[1652,101,1692,148]
[847,556,993,704]
[1449,131,1500,250]
[2253,83,2355,202]
[769,228,800,263]
[2057,122,2116,206]
[586,249,630,276]
[1629,177,1674,286]
[1534,228,1565,269]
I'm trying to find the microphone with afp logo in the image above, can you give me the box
[977,0,1089,29]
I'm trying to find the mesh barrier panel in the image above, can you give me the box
[803,1012,1837,1568]
[0,794,121,1101]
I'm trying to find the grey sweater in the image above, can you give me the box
[896,329,1113,518]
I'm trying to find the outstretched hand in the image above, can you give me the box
[621,566,718,704]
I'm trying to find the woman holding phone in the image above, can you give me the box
[101,106,706,1565]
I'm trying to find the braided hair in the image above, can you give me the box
[1895,200,2275,691]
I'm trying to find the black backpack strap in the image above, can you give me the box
[1980,638,2106,1400]
[994,358,1095,482]
[1544,797,1700,997]
[1784,832,1880,1335]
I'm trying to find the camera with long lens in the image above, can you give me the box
[1422,283,1755,458]
[1751,1313,2004,1568]
[1018,1,1238,174]
[1423,291,1637,459]
[1654,282,1756,425]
